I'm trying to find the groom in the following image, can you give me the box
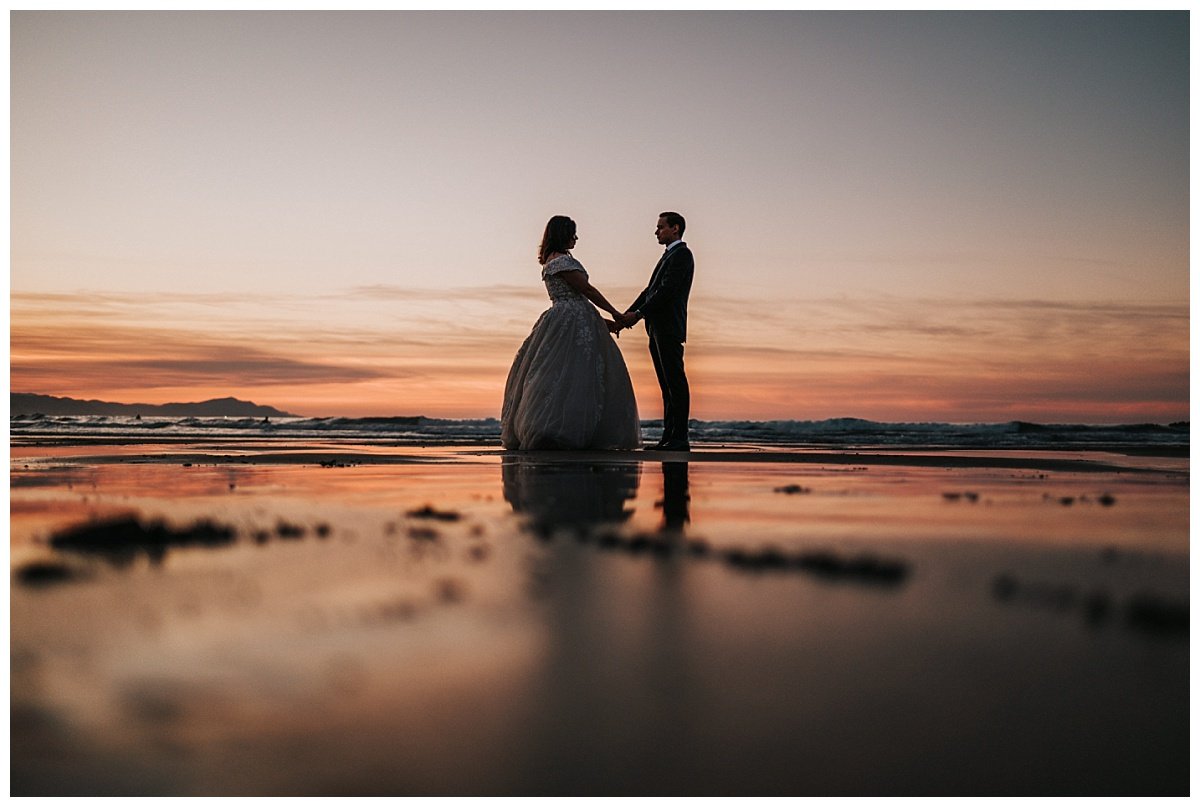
[617,211,694,451]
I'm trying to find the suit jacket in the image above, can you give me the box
[630,242,694,342]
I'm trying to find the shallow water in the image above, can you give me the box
[10,448,1189,795]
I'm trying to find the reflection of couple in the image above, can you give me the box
[502,459,689,533]
[501,212,694,451]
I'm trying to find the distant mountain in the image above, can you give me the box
[11,393,298,418]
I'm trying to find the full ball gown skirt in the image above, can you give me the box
[501,255,641,450]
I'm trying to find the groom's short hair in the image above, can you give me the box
[659,211,686,237]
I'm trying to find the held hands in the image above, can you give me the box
[615,311,638,328]
[606,311,638,338]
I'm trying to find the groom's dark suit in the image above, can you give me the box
[629,241,694,448]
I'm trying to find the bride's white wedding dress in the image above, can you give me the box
[501,255,641,450]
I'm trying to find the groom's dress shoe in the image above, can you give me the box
[642,442,666,451]
[658,441,691,452]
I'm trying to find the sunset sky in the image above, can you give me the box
[10,11,1189,423]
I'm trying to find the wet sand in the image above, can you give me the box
[10,442,1189,795]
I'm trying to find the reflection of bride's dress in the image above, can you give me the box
[502,459,641,527]
[501,255,641,450]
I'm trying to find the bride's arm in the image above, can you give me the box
[560,271,621,318]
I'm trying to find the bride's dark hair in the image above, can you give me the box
[538,215,576,264]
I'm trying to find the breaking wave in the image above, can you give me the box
[9,414,1188,449]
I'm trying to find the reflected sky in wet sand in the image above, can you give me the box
[10,452,1188,795]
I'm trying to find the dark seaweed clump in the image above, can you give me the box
[592,530,677,557]
[49,515,236,562]
[724,547,909,584]
[15,559,88,587]
[541,520,910,587]
[406,505,462,522]
[1126,593,1189,636]
[274,520,306,539]
[992,572,1188,639]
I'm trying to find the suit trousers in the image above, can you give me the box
[648,330,690,444]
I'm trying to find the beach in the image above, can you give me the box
[10,439,1189,795]
[11,6,1191,797]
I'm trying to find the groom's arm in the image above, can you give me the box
[628,249,693,322]
[620,287,650,326]
[619,282,654,327]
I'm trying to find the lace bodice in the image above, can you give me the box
[541,255,588,304]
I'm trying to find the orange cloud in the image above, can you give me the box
[10,290,1188,423]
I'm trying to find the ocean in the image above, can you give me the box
[9,414,1189,452]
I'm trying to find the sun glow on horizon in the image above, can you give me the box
[10,287,1188,424]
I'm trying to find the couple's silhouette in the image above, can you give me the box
[501,212,694,452]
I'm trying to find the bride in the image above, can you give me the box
[501,215,641,450]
